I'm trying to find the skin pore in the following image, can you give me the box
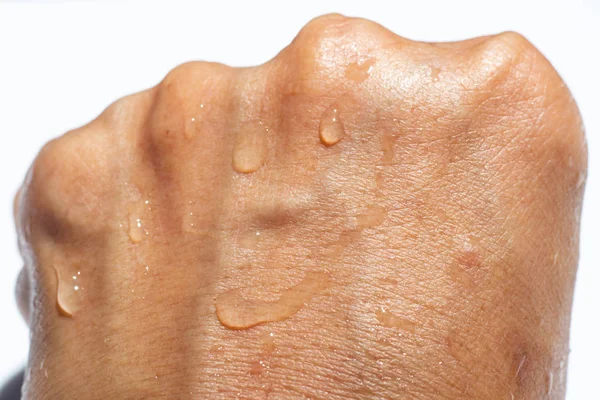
[13,14,586,400]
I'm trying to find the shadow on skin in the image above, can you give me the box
[0,370,23,400]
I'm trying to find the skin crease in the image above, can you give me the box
[13,14,587,400]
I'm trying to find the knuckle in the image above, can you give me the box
[100,89,153,130]
[158,61,232,97]
[31,137,70,189]
[27,128,111,235]
[148,61,233,146]
[467,32,585,145]
[26,137,74,234]
[293,14,352,47]
[160,61,203,89]
[295,14,393,47]
[467,31,544,93]
[484,31,540,68]
[284,15,390,95]
[446,32,587,189]
[491,31,538,59]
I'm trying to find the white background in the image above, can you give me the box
[0,0,598,398]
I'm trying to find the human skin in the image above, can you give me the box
[13,14,586,400]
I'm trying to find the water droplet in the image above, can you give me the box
[381,131,399,166]
[323,243,345,259]
[375,306,416,332]
[515,355,527,378]
[183,211,198,233]
[232,120,269,173]
[128,217,144,243]
[319,106,345,147]
[576,172,586,189]
[250,360,269,376]
[357,205,387,229]
[127,201,149,243]
[210,344,224,354]
[344,58,375,83]
[323,229,362,259]
[54,266,83,317]
[182,205,215,236]
[429,65,441,81]
[184,116,198,139]
[375,171,385,190]
[559,358,567,384]
[547,371,554,395]
[216,271,330,329]
[260,332,276,354]
[39,359,48,379]
[240,230,263,248]
[448,262,476,289]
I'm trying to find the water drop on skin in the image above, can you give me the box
[232,120,269,173]
[240,230,262,248]
[182,200,206,234]
[54,266,83,317]
[323,229,362,259]
[182,210,201,234]
[429,65,441,81]
[344,58,375,83]
[260,332,276,354]
[250,360,269,376]
[357,205,387,229]
[215,271,330,329]
[375,171,385,191]
[381,131,398,166]
[127,201,149,243]
[319,107,345,147]
[39,359,48,379]
[184,104,205,139]
[184,117,197,139]
[128,214,145,243]
[210,344,224,355]
[576,171,586,189]
[375,306,416,332]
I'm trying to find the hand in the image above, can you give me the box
[15,14,586,399]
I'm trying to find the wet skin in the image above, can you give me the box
[14,14,586,400]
